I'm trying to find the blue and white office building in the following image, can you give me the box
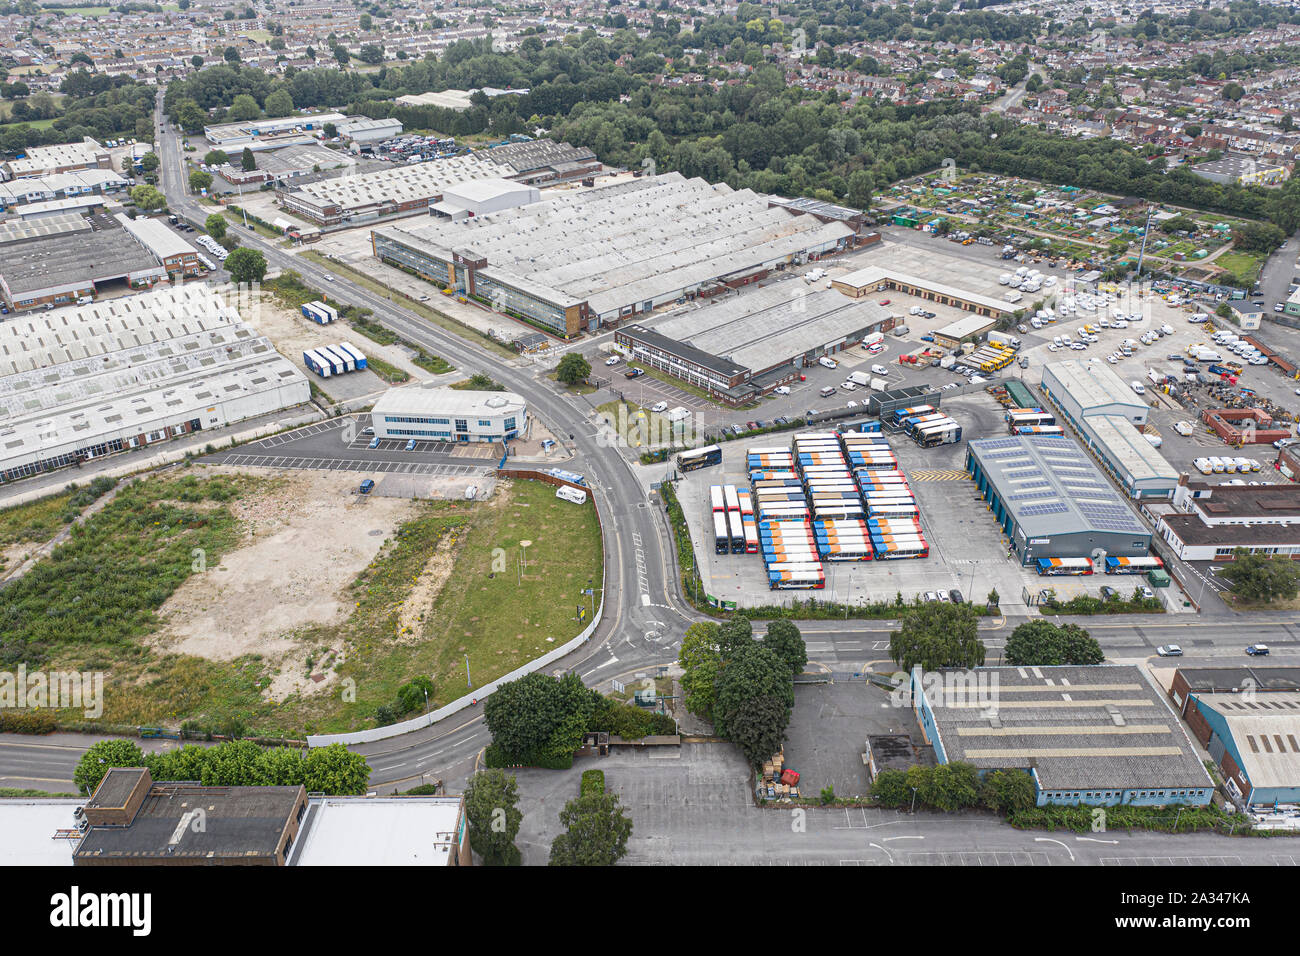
[371,384,527,443]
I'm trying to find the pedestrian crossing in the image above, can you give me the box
[910,469,969,482]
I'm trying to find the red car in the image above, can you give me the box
[878,299,891,306]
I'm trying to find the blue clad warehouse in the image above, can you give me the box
[370,384,527,443]
[912,665,1214,807]
[965,434,1151,567]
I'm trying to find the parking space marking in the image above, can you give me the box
[1099,856,1243,866]
[901,850,1053,866]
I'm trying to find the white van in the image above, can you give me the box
[1194,457,1213,474]
[1233,457,1254,473]
[1209,457,1228,473]
[818,356,838,370]
[998,274,1012,285]
[556,485,588,504]
[1052,336,1063,347]
[870,364,888,376]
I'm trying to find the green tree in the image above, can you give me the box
[714,642,794,765]
[333,46,351,66]
[223,45,241,64]
[484,672,593,765]
[240,146,256,171]
[73,740,146,796]
[229,93,260,121]
[359,12,372,30]
[264,89,294,118]
[464,769,523,865]
[548,790,632,866]
[889,602,985,671]
[189,169,212,192]
[130,183,166,211]
[205,213,227,240]
[202,739,263,785]
[140,152,160,173]
[1217,549,1300,603]
[762,619,807,676]
[1004,620,1103,666]
[678,621,722,721]
[718,616,755,658]
[869,768,910,807]
[556,352,591,386]
[981,769,1036,812]
[258,747,306,786]
[302,743,370,794]
[225,247,267,285]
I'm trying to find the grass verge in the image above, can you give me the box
[298,251,516,359]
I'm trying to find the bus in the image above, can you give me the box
[736,491,754,517]
[1010,424,1064,437]
[709,485,725,512]
[678,445,722,472]
[712,512,730,554]
[1007,412,1057,432]
[892,405,936,425]
[867,503,920,519]
[742,519,759,554]
[544,468,587,487]
[871,538,930,560]
[1104,555,1163,575]
[768,570,826,590]
[727,511,745,554]
[904,413,948,435]
[1035,557,1095,576]
[916,421,963,447]
[723,485,741,514]
[1004,407,1048,422]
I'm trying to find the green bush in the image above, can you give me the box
[0,710,58,734]
[580,769,606,797]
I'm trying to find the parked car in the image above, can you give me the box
[1100,585,1117,601]
[404,439,417,451]
[359,479,374,495]
[604,355,620,366]
[1156,644,1183,657]
[948,589,963,604]
[625,367,645,379]
[368,437,381,449]
[651,401,668,413]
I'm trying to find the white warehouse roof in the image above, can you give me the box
[371,383,527,420]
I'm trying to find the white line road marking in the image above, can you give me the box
[1035,837,1075,861]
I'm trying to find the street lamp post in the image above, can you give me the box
[910,787,919,814]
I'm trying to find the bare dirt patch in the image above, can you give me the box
[152,465,419,699]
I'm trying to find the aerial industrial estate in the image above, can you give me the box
[2,2,1300,903]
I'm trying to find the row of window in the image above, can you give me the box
[1044,789,1207,801]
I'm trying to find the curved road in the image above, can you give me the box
[156,97,698,786]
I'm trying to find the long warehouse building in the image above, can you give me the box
[0,285,311,484]
[614,283,894,404]
[1039,359,1179,500]
[279,153,518,225]
[965,434,1152,567]
[372,172,856,338]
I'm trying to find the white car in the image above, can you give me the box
[650,401,668,413]
[845,400,859,408]
[1131,381,1146,395]
[841,381,857,391]
[1106,355,1118,364]
[1048,343,1059,352]
[773,386,791,395]
[604,355,620,366]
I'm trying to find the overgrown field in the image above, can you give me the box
[0,472,602,737]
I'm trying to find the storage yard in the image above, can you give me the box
[669,386,1132,611]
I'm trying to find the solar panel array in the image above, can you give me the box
[970,434,1147,537]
